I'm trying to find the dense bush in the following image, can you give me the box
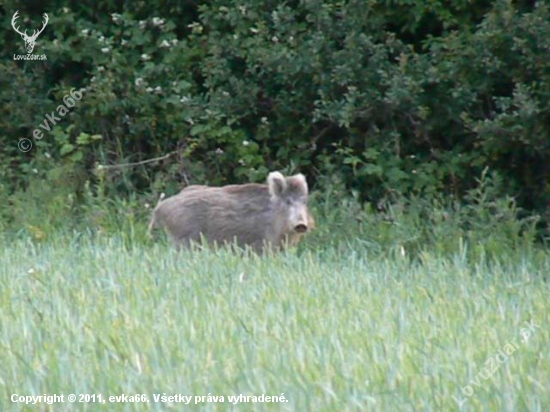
[1,1,549,228]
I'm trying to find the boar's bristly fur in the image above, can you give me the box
[149,172,314,252]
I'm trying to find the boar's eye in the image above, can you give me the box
[285,198,293,206]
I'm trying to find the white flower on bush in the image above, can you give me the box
[141,53,151,61]
[242,140,250,146]
[154,86,162,94]
[146,87,153,93]
[160,39,171,48]
[111,13,121,23]
[101,47,110,53]
[180,96,190,103]
[152,17,165,27]
[138,20,147,29]
[135,78,144,87]
[187,22,203,34]
[171,39,178,46]
[81,29,90,36]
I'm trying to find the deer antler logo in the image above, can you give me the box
[12,11,49,54]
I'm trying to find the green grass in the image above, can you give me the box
[1,226,549,411]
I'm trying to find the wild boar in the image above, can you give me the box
[149,172,314,252]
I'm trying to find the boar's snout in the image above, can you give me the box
[293,210,311,233]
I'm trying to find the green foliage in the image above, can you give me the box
[304,168,540,264]
[1,1,549,228]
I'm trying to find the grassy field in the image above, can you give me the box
[1,217,549,412]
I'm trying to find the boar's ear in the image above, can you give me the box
[268,171,287,198]
[292,173,308,194]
